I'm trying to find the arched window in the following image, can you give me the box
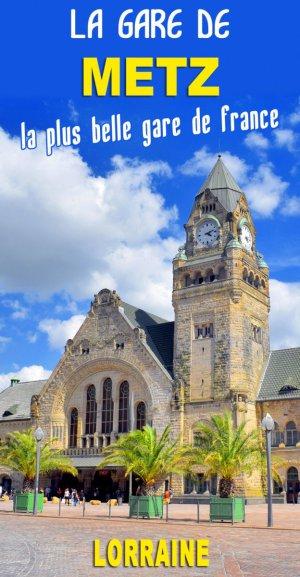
[287,466,299,482]
[102,378,113,434]
[69,408,78,448]
[286,421,297,446]
[243,268,248,282]
[136,401,146,430]
[85,385,97,435]
[184,274,191,288]
[271,422,282,447]
[205,269,215,283]
[118,381,129,433]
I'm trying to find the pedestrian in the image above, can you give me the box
[72,489,79,506]
[0,485,2,498]
[64,487,71,506]
[45,486,51,501]
[163,488,171,504]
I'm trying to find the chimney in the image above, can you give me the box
[10,378,20,387]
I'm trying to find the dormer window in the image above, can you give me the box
[201,203,216,215]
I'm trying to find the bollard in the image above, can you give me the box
[166,501,169,523]
[82,497,86,518]
[137,496,140,519]
[58,498,61,517]
[197,501,200,523]
[108,500,111,518]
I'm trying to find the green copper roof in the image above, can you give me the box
[196,156,242,212]
[258,348,300,400]
[226,236,242,249]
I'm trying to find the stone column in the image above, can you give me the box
[113,394,119,434]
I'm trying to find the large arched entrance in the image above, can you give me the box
[1,475,12,495]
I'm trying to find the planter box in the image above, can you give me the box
[210,497,245,523]
[14,492,44,513]
[129,495,163,519]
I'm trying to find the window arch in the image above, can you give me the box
[102,378,114,434]
[136,401,146,430]
[286,421,297,446]
[118,381,129,433]
[85,385,97,435]
[287,466,299,482]
[69,408,78,448]
[243,268,248,282]
[205,268,215,283]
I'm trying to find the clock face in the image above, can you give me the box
[239,224,253,251]
[196,220,219,247]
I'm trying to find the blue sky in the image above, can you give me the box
[0,1,300,388]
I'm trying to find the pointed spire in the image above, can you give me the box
[197,156,242,195]
[195,156,243,213]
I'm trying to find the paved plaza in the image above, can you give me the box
[1,502,299,577]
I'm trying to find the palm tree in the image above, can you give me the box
[99,425,193,495]
[0,429,77,491]
[193,412,262,498]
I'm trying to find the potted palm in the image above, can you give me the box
[0,429,77,513]
[99,425,193,518]
[193,412,262,523]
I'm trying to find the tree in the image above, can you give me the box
[0,429,77,491]
[99,425,193,495]
[193,412,262,498]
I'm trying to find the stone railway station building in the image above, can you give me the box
[0,157,299,500]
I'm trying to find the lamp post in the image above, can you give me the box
[261,413,274,528]
[33,427,44,516]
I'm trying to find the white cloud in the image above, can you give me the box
[270,279,300,349]
[281,195,300,216]
[273,129,297,152]
[244,132,269,150]
[2,298,28,320]
[0,365,51,392]
[39,314,85,349]
[27,332,38,344]
[244,164,288,217]
[288,99,300,125]
[180,146,248,183]
[180,147,288,217]
[0,128,180,317]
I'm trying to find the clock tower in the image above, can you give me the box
[172,157,270,478]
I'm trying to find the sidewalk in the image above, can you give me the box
[1,500,300,530]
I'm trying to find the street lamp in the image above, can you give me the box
[261,413,274,528]
[33,427,44,516]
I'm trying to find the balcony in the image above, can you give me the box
[63,446,103,457]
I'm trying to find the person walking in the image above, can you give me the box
[64,487,71,506]
[72,489,79,506]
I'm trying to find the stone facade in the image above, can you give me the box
[0,157,299,500]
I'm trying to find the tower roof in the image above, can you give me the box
[196,156,242,212]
